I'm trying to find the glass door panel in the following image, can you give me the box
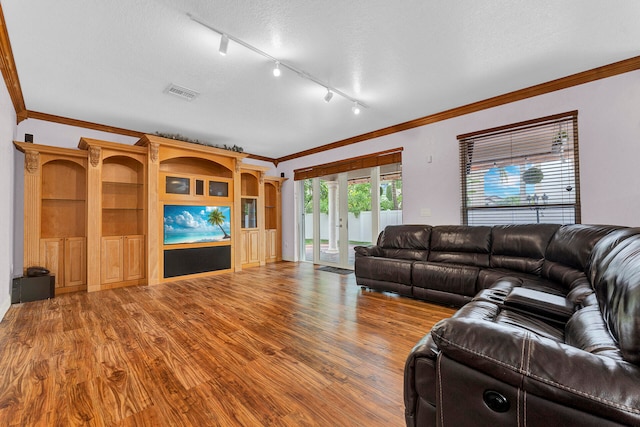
[298,163,402,269]
[319,177,341,265]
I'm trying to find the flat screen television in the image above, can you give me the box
[164,205,231,245]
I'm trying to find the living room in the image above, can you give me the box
[0,2,640,426]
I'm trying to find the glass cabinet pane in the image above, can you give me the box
[241,198,257,228]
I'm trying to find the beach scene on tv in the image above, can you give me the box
[164,205,231,245]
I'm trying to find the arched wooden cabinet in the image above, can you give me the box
[78,138,148,292]
[15,142,88,294]
[264,176,286,263]
[15,135,284,294]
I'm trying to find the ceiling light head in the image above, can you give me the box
[352,101,361,115]
[219,34,229,55]
[324,89,334,103]
[273,61,281,77]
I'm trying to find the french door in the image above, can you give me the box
[300,165,401,269]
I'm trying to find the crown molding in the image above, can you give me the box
[26,110,145,138]
[0,4,26,121]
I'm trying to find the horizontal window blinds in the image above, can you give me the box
[458,111,580,226]
[293,148,402,181]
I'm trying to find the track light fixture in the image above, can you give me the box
[189,13,367,112]
[219,34,229,55]
[324,89,333,103]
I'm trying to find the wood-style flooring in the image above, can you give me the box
[0,262,455,426]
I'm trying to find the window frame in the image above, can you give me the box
[458,111,580,226]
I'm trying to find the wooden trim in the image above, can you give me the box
[293,147,403,180]
[277,55,640,164]
[0,4,26,121]
[13,141,88,158]
[26,111,145,138]
[457,110,578,141]
[246,153,278,164]
[137,134,249,160]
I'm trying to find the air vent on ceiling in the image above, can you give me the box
[164,83,199,101]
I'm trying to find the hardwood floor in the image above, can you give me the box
[0,262,455,426]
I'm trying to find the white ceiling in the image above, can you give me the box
[3,1,639,159]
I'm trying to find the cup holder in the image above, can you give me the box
[483,390,510,413]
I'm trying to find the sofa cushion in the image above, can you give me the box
[428,225,492,267]
[538,225,620,303]
[377,224,431,261]
[413,262,479,297]
[591,234,640,364]
[587,227,640,286]
[490,224,560,275]
[565,306,623,360]
[354,256,414,285]
[378,224,431,249]
[477,269,565,294]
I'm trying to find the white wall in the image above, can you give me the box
[277,70,640,261]
[16,119,139,147]
[7,71,640,274]
[0,80,16,319]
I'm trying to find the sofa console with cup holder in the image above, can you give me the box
[354,224,640,426]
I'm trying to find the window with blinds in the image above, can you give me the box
[459,111,580,226]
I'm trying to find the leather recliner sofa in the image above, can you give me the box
[354,224,640,426]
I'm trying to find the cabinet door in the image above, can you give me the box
[40,238,65,287]
[124,235,145,280]
[240,231,249,264]
[65,237,86,287]
[101,236,124,284]
[248,230,260,264]
[265,229,277,262]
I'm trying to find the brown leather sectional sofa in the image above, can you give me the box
[354,224,640,426]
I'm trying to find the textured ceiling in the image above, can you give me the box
[3,1,640,158]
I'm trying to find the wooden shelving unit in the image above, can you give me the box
[79,138,148,292]
[14,142,88,294]
[239,166,271,268]
[16,135,283,291]
[264,176,286,263]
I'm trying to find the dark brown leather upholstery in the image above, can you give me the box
[354,225,431,296]
[397,224,640,426]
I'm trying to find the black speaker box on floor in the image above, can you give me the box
[12,275,55,303]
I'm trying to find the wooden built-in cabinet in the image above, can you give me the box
[15,135,284,292]
[79,138,148,292]
[136,135,247,284]
[264,176,286,262]
[239,167,269,268]
[236,169,286,268]
[14,142,88,294]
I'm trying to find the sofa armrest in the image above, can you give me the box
[430,316,640,424]
[404,333,440,422]
[354,245,383,257]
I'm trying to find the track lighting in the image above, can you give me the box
[219,34,229,55]
[189,14,368,112]
[324,89,333,103]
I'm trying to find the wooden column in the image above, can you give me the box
[85,146,102,292]
[233,159,242,272]
[147,142,160,284]
[258,171,266,266]
[22,150,41,272]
